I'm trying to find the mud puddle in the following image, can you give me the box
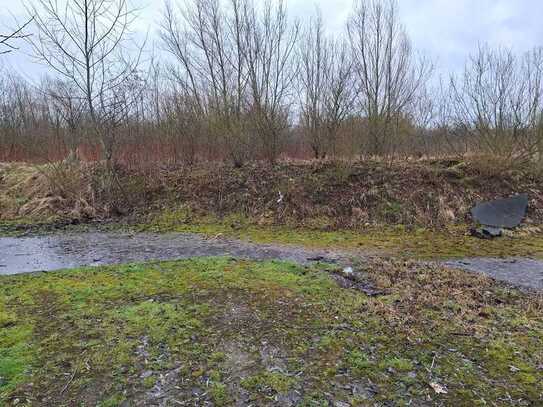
[0,232,344,275]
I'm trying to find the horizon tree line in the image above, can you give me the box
[0,0,542,171]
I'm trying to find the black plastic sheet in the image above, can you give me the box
[471,194,528,228]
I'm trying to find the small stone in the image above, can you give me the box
[470,226,503,239]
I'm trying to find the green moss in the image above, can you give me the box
[346,350,373,374]
[142,376,156,389]
[241,371,296,394]
[0,301,33,397]
[209,382,229,406]
[140,210,543,259]
[317,335,340,351]
[98,394,127,407]
[208,352,226,364]
[381,357,414,372]
[208,369,222,381]
[0,257,541,405]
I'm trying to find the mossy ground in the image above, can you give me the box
[139,208,543,260]
[1,257,542,405]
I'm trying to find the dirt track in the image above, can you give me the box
[0,232,344,275]
[445,257,543,290]
[1,231,542,290]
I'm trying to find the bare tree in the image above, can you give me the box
[243,0,299,163]
[449,45,543,168]
[0,73,35,159]
[25,0,145,163]
[0,18,33,55]
[160,0,252,166]
[41,77,86,159]
[298,10,354,159]
[347,0,432,156]
[161,0,299,165]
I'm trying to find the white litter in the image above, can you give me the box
[342,266,354,275]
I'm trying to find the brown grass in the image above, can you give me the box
[1,159,542,229]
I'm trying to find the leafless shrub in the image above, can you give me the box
[160,0,252,166]
[1,0,542,176]
[243,0,299,164]
[160,0,298,165]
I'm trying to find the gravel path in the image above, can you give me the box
[1,232,542,290]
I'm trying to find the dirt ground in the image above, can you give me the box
[1,160,543,405]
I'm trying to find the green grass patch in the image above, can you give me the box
[241,371,297,394]
[0,298,33,398]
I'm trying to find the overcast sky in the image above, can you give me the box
[1,0,543,80]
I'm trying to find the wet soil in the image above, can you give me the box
[0,232,344,275]
[445,257,543,291]
[1,231,542,291]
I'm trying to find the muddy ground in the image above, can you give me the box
[1,231,542,290]
[0,232,345,275]
[445,257,543,290]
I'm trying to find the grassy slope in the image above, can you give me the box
[2,159,543,230]
[1,258,542,406]
[2,160,543,259]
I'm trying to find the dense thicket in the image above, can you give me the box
[1,0,542,171]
